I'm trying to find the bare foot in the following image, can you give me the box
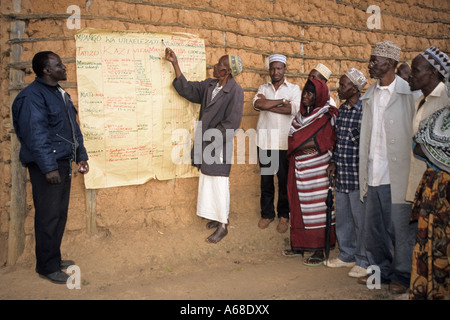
[206,221,219,229]
[206,224,228,243]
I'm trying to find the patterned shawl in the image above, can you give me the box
[414,105,450,173]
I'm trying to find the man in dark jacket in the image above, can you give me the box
[12,51,89,284]
[165,47,244,243]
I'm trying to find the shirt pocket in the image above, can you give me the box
[47,105,63,125]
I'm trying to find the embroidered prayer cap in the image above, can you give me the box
[228,55,243,77]
[371,41,401,61]
[420,46,450,77]
[269,54,287,66]
[314,63,332,80]
[345,68,367,91]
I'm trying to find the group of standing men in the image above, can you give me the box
[11,39,449,300]
[253,41,449,299]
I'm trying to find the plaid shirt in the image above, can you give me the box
[331,96,363,193]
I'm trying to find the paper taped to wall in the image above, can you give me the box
[75,28,205,189]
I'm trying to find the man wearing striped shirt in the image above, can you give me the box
[326,68,369,279]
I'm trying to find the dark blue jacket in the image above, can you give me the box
[12,77,88,174]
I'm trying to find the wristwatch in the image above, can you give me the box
[282,98,286,104]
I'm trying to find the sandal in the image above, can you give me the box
[282,249,313,257]
[303,256,324,266]
[282,249,302,257]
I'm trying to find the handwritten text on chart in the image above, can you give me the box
[76,29,206,188]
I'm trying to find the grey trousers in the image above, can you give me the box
[363,185,416,285]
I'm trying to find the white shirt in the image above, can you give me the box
[253,79,301,150]
[211,83,223,100]
[368,78,396,186]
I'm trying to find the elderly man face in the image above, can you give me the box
[337,75,358,101]
[368,55,393,79]
[408,54,436,92]
[213,55,231,79]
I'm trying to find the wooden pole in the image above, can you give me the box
[7,18,27,265]
[85,189,98,235]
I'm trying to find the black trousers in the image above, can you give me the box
[28,160,72,275]
[258,148,290,219]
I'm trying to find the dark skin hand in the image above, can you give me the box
[45,170,62,184]
[254,93,292,114]
[165,47,232,86]
[45,160,89,184]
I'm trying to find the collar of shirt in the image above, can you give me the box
[422,81,446,103]
[341,94,362,110]
[268,78,289,91]
[376,77,396,94]
[35,76,60,89]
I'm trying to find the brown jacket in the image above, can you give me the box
[173,74,244,177]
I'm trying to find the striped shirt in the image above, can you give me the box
[331,96,363,193]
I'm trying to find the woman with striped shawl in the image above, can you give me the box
[286,79,338,266]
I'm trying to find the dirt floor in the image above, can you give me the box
[0,210,409,304]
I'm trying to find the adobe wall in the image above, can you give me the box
[0,0,449,265]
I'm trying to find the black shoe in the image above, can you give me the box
[60,260,75,269]
[39,271,70,284]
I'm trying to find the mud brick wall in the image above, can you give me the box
[0,0,449,264]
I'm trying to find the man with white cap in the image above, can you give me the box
[308,63,337,107]
[406,46,450,203]
[253,54,301,233]
[325,68,369,278]
[358,41,416,294]
[165,47,244,244]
